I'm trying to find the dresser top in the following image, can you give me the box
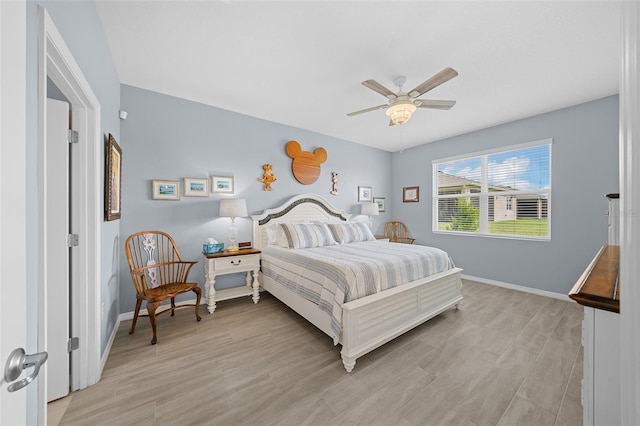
[569,245,619,313]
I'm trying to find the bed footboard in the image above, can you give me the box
[340,268,463,372]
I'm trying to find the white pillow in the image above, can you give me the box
[279,223,337,249]
[328,222,375,244]
[265,223,288,247]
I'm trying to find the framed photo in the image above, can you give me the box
[358,186,373,202]
[184,177,209,197]
[211,176,234,194]
[105,134,122,221]
[373,197,386,212]
[403,186,420,203]
[152,180,181,200]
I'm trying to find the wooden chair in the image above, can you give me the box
[125,231,202,344]
[384,221,416,244]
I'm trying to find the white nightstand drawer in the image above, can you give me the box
[213,255,259,272]
[204,248,261,314]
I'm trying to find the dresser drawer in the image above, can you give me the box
[213,254,259,272]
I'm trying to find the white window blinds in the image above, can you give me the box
[433,140,551,240]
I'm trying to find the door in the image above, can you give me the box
[1,0,37,424]
[46,98,71,402]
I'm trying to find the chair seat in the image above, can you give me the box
[390,237,416,244]
[142,282,199,302]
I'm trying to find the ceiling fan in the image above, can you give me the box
[347,67,458,126]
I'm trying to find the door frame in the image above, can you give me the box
[620,2,640,424]
[38,7,101,403]
[0,0,29,424]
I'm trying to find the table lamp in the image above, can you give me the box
[219,198,248,252]
[361,202,379,230]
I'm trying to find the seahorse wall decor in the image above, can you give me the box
[258,164,277,191]
[286,140,327,185]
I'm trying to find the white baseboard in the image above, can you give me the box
[118,298,207,322]
[461,274,571,301]
[100,316,121,376]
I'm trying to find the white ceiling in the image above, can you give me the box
[95,1,620,152]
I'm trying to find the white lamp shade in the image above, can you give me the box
[386,101,417,125]
[219,198,248,218]
[361,202,379,216]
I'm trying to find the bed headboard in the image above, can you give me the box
[251,193,350,250]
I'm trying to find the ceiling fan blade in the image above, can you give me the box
[408,67,458,98]
[415,99,456,110]
[347,104,388,117]
[362,80,397,100]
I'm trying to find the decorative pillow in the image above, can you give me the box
[265,223,288,247]
[328,222,375,244]
[279,223,337,249]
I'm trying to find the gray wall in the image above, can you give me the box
[26,0,121,358]
[391,95,619,294]
[119,85,392,313]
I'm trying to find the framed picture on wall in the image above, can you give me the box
[152,180,181,200]
[105,134,122,221]
[403,186,419,203]
[184,177,209,197]
[211,176,234,194]
[373,197,385,212]
[358,186,373,202]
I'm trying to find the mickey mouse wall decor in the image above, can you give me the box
[286,140,327,185]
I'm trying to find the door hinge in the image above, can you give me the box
[67,337,79,353]
[67,129,79,144]
[67,234,79,247]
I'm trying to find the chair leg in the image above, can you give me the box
[194,287,202,322]
[129,299,142,335]
[147,301,162,345]
[170,297,176,316]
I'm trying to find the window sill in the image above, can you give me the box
[433,230,550,242]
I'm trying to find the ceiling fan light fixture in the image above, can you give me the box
[386,102,417,125]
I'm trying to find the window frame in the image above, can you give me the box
[432,139,552,241]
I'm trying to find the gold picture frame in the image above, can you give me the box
[211,176,234,194]
[105,134,122,221]
[184,177,209,197]
[358,186,372,202]
[373,197,386,212]
[152,180,181,201]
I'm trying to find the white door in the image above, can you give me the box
[46,98,71,402]
[1,0,42,424]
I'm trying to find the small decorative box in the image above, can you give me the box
[203,242,224,254]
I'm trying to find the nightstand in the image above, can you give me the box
[203,248,261,314]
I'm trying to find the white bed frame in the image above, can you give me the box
[252,193,463,372]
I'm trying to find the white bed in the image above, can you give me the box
[252,193,463,372]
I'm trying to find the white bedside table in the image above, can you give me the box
[203,248,261,314]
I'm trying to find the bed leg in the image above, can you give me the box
[454,303,460,310]
[341,355,356,373]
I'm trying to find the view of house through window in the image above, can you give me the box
[433,140,551,239]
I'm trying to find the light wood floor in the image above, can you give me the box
[51,279,583,425]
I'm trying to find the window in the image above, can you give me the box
[433,139,551,240]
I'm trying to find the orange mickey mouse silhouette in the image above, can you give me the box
[286,140,327,185]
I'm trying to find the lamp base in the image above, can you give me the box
[227,246,239,252]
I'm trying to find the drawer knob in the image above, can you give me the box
[230,259,242,266]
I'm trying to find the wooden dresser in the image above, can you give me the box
[568,194,620,426]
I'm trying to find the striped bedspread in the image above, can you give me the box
[261,241,454,341]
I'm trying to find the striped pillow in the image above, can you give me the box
[328,222,375,244]
[279,223,337,249]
